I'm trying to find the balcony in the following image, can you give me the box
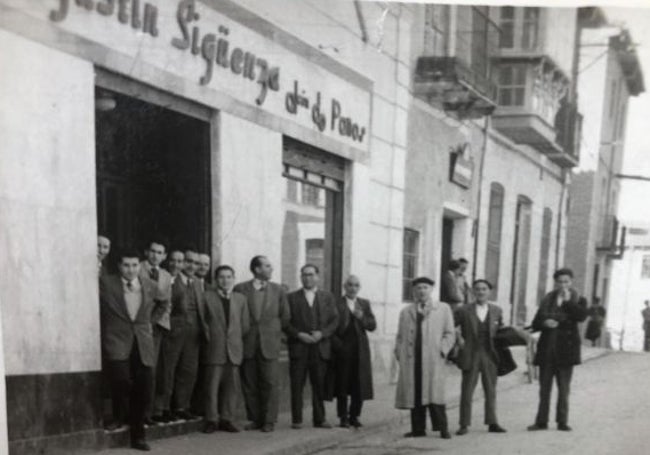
[552,99,581,167]
[414,6,500,119]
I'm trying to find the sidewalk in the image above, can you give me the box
[98,346,609,455]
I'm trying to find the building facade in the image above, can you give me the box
[0,0,411,451]
[565,8,644,346]
[404,5,579,326]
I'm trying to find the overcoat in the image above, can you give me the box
[329,297,376,401]
[394,299,456,409]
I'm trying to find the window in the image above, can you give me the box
[485,183,504,298]
[537,208,553,304]
[499,6,515,48]
[498,64,527,106]
[642,255,650,279]
[424,4,450,55]
[521,7,540,50]
[402,229,420,301]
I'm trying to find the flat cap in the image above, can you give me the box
[412,276,435,286]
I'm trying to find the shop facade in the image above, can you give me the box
[0,0,411,451]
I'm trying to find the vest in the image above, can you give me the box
[477,315,491,351]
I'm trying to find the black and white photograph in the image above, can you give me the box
[1,0,650,454]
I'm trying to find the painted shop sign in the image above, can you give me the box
[449,143,474,189]
[39,0,369,149]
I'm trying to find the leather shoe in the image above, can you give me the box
[527,423,548,431]
[218,420,240,433]
[104,421,125,432]
[339,418,350,428]
[291,423,303,429]
[489,424,507,433]
[456,427,468,436]
[245,422,262,431]
[173,409,196,421]
[130,439,151,451]
[314,421,333,429]
[440,430,452,439]
[151,414,169,424]
[350,418,362,428]
[261,423,275,432]
[143,417,157,427]
[403,431,426,438]
[202,421,217,434]
[558,423,572,431]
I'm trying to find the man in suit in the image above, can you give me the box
[99,247,166,451]
[195,253,211,292]
[285,264,339,429]
[138,239,173,425]
[457,258,473,305]
[160,248,208,421]
[165,250,185,279]
[441,260,463,311]
[202,265,250,433]
[528,268,588,432]
[234,255,290,432]
[454,279,506,436]
[331,275,376,428]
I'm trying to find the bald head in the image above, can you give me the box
[344,275,361,299]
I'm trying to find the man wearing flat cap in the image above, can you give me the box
[394,277,456,438]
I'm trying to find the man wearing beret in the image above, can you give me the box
[394,277,456,438]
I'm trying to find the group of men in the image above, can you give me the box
[395,264,588,439]
[96,236,376,451]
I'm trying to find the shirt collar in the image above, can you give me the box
[121,277,140,289]
[253,278,267,290]
[218,288,232,299]
[304,287,317,294]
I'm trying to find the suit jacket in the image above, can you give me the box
[532,289,588,367]
[454,302,503,371]
[330,296,376,400]
[139,261,172,330]
[99,274,165,367]
[234,280,290,360]
[202,290,250,366]
[440,271,463,305]
[285,289,339,361]
[169,273,208,340]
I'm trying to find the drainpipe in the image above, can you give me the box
[472,115,491,280]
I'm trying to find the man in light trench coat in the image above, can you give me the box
[394,276,456,438]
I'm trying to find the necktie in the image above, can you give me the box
[150,267,159,282]
[127,280,134,291]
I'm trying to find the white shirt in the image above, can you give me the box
[304,288,317,307]
[345,296,357,313]
[476,302,489,323]
[122,277,142,321]
[179,272,193,286]
[253,279,267,291]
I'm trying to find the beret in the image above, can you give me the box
[412,276,435,286]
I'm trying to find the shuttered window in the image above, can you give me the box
[485,183,505,298]
[537,208,553,303]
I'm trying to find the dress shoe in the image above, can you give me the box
[350,418,362,429]
[440,430,452,439]
[558,423,572,432]
[456,427,468,436]
[291,422,303,429]
[339,418,350,428]
[403,431,426,438]
[261,423,275,433]
[130,439,151,451]
[218,420,240,433]
[143,417,157,427]
[245,422,262,431]
[314,421,333,429]
[527,423,548,431]
[173,409,196,421]
[202,421,218,434]
[489,424,507,433]
[151,414,169,424]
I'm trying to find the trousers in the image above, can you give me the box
[535,364,573,425]
[289,345,327,425]
[459,348,498,426]
[204,363,240,423]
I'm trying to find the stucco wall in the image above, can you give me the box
[0,29,99,375]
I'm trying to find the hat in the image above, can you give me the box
[411,276,435,286]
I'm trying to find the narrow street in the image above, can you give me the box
[313,352,650,455]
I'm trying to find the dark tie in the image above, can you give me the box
[127,280,134,291]
[150,267,159,282]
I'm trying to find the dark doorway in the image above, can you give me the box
[440,217,454,286]
[95,88,211,258]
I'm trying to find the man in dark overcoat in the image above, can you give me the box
[330,275,376,428]
[528,268,588,432]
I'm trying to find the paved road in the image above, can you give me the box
[313,352,650,455]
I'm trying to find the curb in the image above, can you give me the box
[267,348,612,455]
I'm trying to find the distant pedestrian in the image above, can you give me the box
[97,234,111,277]
[457,258,473,305]
[528,268,588,432]
[455,279,507,436]
[395,277,456,439]
[585,298,606,347]
[331,275,376,429]
[441,260,463,311]
[642,301,650,352]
